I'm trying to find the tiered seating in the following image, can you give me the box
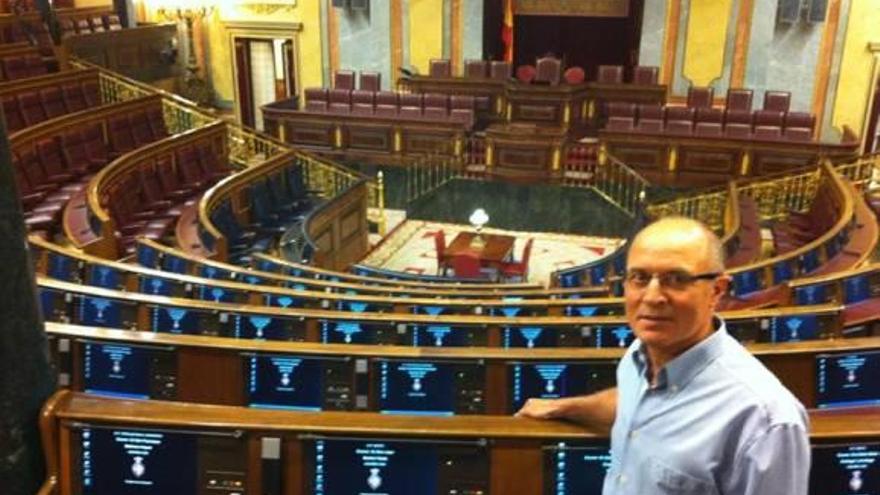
[0,69,100,132]
[71,120,222,258]
[303,85,475,127]
[0,47,50,82]
[606,88,817,142]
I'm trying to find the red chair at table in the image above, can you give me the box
[451,252,483,279]
[501,238,533,281]
[434,230,448,275]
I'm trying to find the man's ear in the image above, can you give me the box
[713,274,731,301]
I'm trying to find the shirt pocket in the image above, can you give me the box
[649,458,717,494]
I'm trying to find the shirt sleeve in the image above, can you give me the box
[728,422,811,495]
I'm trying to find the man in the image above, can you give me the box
[517,217,810,494]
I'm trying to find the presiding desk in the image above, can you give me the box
[445,232,515,273]
[485,123,568,181]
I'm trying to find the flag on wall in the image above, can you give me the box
[502,0,514,62]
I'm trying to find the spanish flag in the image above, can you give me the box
[502,0,514,62]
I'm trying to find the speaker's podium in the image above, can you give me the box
[486,123,568,182]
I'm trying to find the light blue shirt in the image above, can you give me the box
[603,318,810,494]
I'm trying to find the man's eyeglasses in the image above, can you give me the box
[624,269,721,291]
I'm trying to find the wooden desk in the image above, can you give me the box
[445,232,515,270]
[485,123,568,182]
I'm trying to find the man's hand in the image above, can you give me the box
[515,398,569,419]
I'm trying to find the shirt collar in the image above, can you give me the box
[631,316,728,391]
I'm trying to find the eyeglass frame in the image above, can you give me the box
[623,268,723,291]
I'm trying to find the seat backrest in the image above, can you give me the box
[633,66,659,85]
[665,106,695,123]
[60,129,88,168]
[638,104,664,121]
[423,106,447,120]
[724,123,752,139]
[107,115,135,152]
[665,120,693,135]
[753,109,784,127]
[489,61,511,81]
[596,65,624,84]
[62,83,88,113]
[429,59,451,78]
[754,125,782,140]
[40,87,67,118]
[304,87,328,102]
[358,71,381,91]
[605,116,634,132]
[784,111,815,131]
[146,107,168,139]
[24,55,47,77]
[2,96,25,132]
[695,122,723,137]
[534,57,561,85]
[375,91,398,107]
[334,70,355,90]
[129,112,154,147]
[563,66,585,84]
[18,92,47,126]
[726,88,753,111]
[464,59,488,78]
[450,108,474,127]
[398,106,422,119]
[305,100,328,112]
[351,89,375,106]
[451,252,482,279]
[36,137,68,177]
[423,93,447,109]
[2,56,28,80]
[328,88,351,104]
[763,91,791,112]
[695,107,723,123]
[450,95,474,110]
[686,86,714,108]
[82,81,100,107]
[784,127,812,142]
[399,93,422,108]
[81,123,109,163]
[724,109,752,126]
[515,64,536,83]
[607,102,636,118]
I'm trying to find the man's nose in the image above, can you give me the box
[641,277,667,304]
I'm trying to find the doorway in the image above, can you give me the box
[232,37,296,130]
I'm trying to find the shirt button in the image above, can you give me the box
[671,385,679,392]
[629,430,638,439]
[618,474,627,484]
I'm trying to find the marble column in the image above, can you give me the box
[0,113,56,492]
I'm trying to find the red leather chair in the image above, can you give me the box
[724,109,752,126]
[724,123,752,139]
[74,19,92,34]
[434,230,447,275]
[89,16,106,33]
[450,95,475,111]
[638,104,664,121]
[563,66,585,84]
[596,65,624,84]
[501,238,533,281]
[450,108,474,127]
[784,127,812,142]
[695,122,723,137]
[423,93,448,110]
[399,93,422,109]
[665,120,693,135]
[81,123,110,165]
[105,14,123,31]
[129,112,154,147]
[82,81,101,107]
[24,55,48,77]
[2,97,25,132]
[107,115,136,154]
[753,109,784,128]
[464,60,488,78]
[146,107,169,139]
[451,252,483,279]
[304,87,328,104]
[754,125,782,140]
[18,92,47,127]
[784,112,815,132]
[607,102,637,118]
[605,117,635,132]
[2,57,29,81]
[515,64,536,83]
[665,106,695,124]
[429,59,451,78]
[695,107,723,123]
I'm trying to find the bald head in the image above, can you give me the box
[629,217,725,273]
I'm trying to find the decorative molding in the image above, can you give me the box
[238,3,298,15]
[327,0,340,78]
[729,0,754,89]
[513,0,628,17]
[221,20,303,31]
[660,0,680,86]
[811,0,841,140]
[391,0,403,86]
[451,0,462,76]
